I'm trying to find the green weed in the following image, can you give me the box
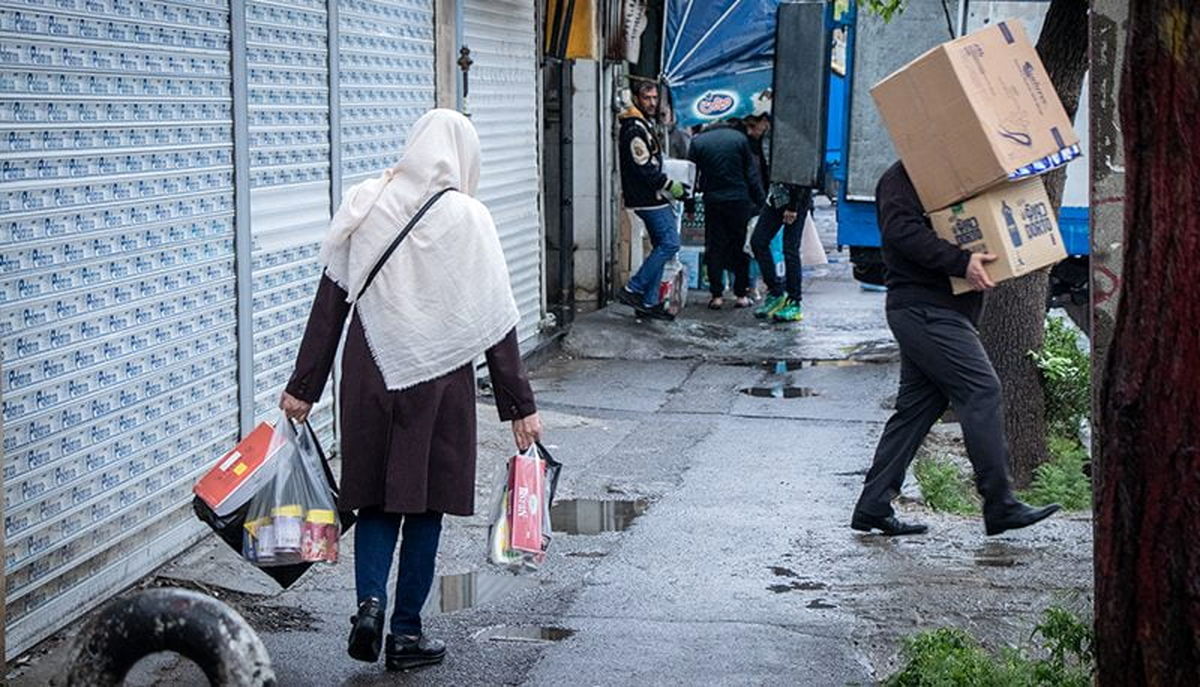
[914,455,978,515]
[884,607,1095,686]
[1021,435,1092,510]
[1030,316,1091,442]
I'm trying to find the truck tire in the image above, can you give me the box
[64,588,276,687]
[850,246,887,286]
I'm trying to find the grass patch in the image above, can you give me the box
[914,454,978,515]
[1021,435,1092,511]
[884,607,1094,686]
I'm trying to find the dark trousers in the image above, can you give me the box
[750,201,809,302]
[855,306,1018,519]
[354,509,444,635]
[704,200,754,298]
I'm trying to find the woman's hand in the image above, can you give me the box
[279,391,313,423]
[511,412,543,452]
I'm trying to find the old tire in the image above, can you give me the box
[64,588,276,687]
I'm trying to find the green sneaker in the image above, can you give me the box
[754,294,788,320]
[772,299,804,323]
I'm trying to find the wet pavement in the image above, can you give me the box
[7,216,1093,685]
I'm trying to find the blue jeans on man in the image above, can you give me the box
[625,206,680,308]
[354,509,443,636]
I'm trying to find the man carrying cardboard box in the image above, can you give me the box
[849,161,1060,537]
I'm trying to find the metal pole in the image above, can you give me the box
[327,0,342,209]
[230,0,255,436]
[558,57,575,327]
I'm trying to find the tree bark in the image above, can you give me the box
[977,0,1089,487]
[1095,1,1200,683]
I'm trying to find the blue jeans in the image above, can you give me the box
[354,509,443,636]
[625,206,680,307]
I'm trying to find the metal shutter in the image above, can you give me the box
[244,0,335,440]
[338,0,436,189]
[463,0,544,346]
[1,1,240,657]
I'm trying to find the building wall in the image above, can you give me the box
[1,0,543,658]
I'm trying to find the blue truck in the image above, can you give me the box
[825,1,1089,303]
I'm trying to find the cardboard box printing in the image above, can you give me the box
[928,176,1067,294]
[871,19,1081,211]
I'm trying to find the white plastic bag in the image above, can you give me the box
[487,444,563,572]
[243,415,341,567]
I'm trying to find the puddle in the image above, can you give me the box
[473,625,576,644]
[551,499,649,535]
[973,542,1028,568]
[422,571,538,615]
[806,359,866,368]
[739,386,818,399]
[762,360,805,373]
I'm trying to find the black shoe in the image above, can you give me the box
[850,511,928,536]
[347,598,385,663]
[616,288,643,309]
[635,302,676,321]
[385,633,446,671]
[985,502,1061,536]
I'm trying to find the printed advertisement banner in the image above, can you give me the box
[663,0,783,128]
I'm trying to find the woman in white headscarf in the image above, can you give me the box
[279,109,542,672]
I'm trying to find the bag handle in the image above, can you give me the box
[354,187,455,301]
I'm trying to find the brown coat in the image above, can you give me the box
[286,274,536,516]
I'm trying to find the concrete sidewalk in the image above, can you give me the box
[8,258,1092,686]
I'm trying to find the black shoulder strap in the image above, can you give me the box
[355,187,455,302]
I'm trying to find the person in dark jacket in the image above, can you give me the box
[850,161,1060,537]
[615,80,689,321]
[279,110,542,671]
[687,115,769,308]
[750,182,812,322]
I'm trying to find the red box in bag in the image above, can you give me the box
[194,422,285,517]
[508,452,544,553]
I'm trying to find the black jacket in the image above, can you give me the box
[618,107,670,209]
[687,124,765,208]
[878,162,981,323]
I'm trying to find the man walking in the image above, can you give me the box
[615,80,689,321]
[751,182,811,322]
[851,161,1060,537]
[687,114,769,309]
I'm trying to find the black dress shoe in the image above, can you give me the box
[616,288,643,309]
[635,302,676,321]
[850,512,928,536]
[347,597,385,663]
[385,633,446,671]
[985,502,1061,536]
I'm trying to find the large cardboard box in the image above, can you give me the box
[872,19,1080,211]
[929,177,1066,295]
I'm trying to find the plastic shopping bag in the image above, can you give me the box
[193,416,354,588]
[242,418,341,567]
[487,443,563,571]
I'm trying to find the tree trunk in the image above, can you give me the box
[1095,1,1200,683]
[977,0,1089,487]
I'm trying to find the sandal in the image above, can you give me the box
[734,296,754,308]
[707,297,724,310]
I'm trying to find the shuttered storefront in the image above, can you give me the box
[339,0,436,188]
[1,1,241,655]
[245,0,334,439]
[1,0,434,658]
[463,0,544,346]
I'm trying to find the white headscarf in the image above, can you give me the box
[319,109,521,391]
